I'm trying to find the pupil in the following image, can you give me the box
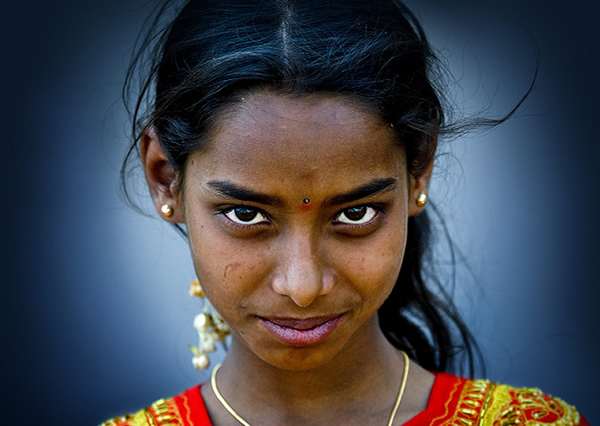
[345,206,366,221]
[235,207,257,222]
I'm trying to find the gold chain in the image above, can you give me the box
[210,350,410,426]
[387,350,410,426]
[210,363,252,426]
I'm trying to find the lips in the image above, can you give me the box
[259,315,343,346]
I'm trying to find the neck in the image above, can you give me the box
[208,318,408,426]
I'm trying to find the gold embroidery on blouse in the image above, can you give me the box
[100,397,185,426]
[430,375,464,424]
[481,384,581,425]
[424,377,582,426]
[148,398,184,425]
[456,379,491,426]
[100,408,154,426]
[180,392,194,425]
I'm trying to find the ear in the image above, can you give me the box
[408,156,434,217]
[140,126,185,223]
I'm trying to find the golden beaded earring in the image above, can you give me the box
[188,280,231,371]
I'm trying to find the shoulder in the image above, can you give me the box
[424,373,588,426]
[99,385,212,426]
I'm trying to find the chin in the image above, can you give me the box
[260,349,340,372]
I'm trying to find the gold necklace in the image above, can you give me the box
[210,350,410,426]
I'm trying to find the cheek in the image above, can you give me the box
[187,222,269,310]
[331,225,407,304]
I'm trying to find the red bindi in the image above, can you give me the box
[299,198,311,211]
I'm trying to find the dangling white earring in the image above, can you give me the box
[188,280,230,371]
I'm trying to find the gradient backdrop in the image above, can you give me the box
[4,0,599,424]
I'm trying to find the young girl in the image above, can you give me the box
[103,0,588,424]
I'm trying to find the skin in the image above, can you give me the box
[142,92,435,425]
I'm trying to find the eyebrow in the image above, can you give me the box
[206,177,398,207]
[324,178,398,206]
[206,181,284,206]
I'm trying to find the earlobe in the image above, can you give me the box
[140,126,185,223]
[408,157,434,216]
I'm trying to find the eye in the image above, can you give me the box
[223,206,269,225]
[334,206,378,225]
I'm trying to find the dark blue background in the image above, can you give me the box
[4,1,599,424]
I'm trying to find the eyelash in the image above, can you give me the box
[333,205,384,228]
[218,206,271,228]
[217,204,384,231]
[334,205,378,225]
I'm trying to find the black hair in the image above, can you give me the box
[123,0,531,375]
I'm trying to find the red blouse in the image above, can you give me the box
[102,373,589,425]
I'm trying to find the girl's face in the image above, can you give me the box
[155,92,430,371]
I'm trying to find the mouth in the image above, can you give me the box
[258,315,344,346]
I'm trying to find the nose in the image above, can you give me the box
[271,232,335,307]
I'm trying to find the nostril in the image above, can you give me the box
[271,236,334,306]
[271,262,335,308]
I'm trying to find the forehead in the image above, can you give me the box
[186,92,405,190]
[233,92,376,126]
